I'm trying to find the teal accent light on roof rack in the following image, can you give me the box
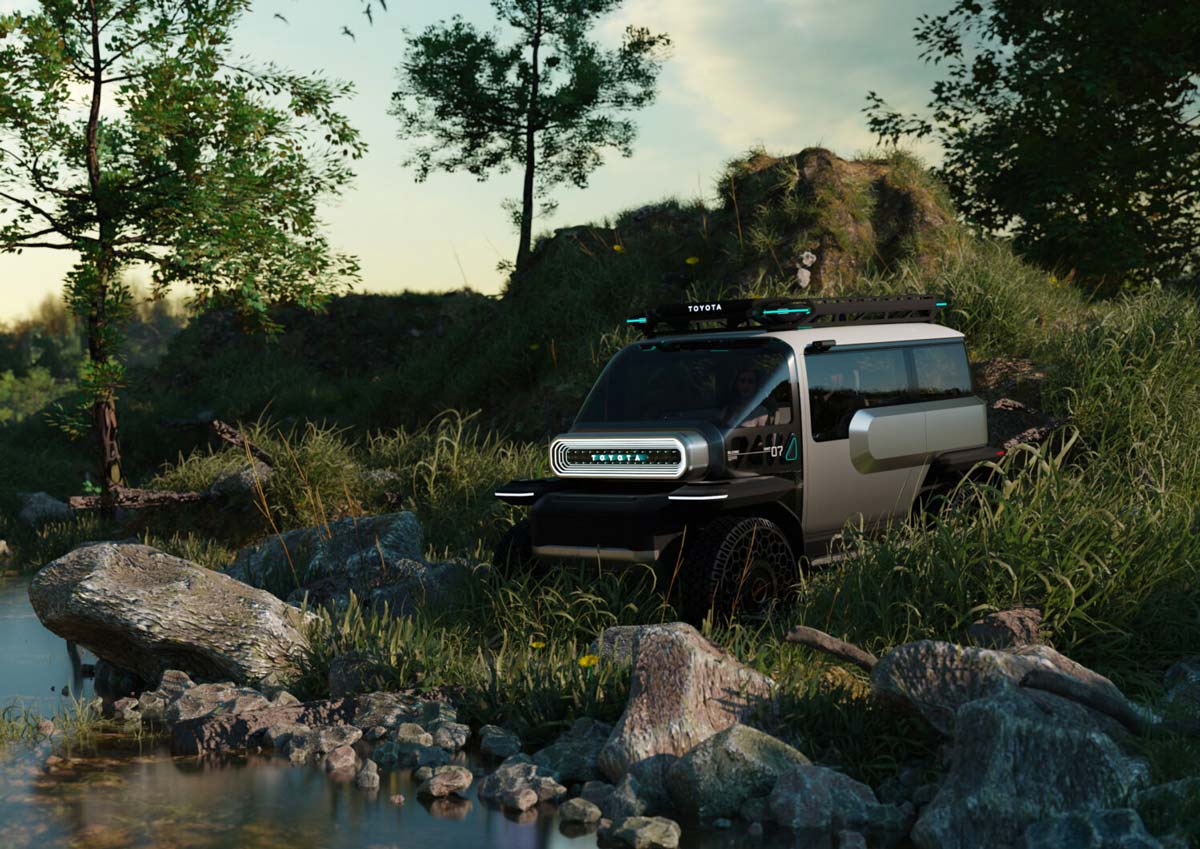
[762,307,811,315]
[626,317,648,324]
[935,301,948,307]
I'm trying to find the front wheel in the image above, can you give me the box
[679,516,796,623]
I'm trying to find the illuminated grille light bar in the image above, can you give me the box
[551,437,689,479]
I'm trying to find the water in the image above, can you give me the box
[0,575,765,849]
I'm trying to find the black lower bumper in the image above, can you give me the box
[497,476,796,563]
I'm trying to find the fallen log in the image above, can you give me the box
[785,625,878,672]
[67,486,211,511]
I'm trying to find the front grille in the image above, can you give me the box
[551,436,689,479]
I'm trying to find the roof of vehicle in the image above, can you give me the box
[649,321,964,349]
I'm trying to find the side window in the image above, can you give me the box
[806,348,908,442]
[912,343,972,400]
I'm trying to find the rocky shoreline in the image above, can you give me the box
[25,519,1200,849]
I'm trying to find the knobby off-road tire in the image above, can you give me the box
[679,515,796,624]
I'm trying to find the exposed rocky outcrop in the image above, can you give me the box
[665,724,810,820]
[598,623,774,808]
[29,543,315,692]
[911,688,1150,849]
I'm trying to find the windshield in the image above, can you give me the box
[575,338,795,431]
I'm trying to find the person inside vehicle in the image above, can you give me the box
[723,367,771,428]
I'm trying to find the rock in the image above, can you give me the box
[166,683,272,724]
[869,640,1128,735]
[225,511,424,600]
[581,775,647,821]
[748,822,764,838]
[713,818,732,829]
[431,721,470,752]
[389,794,405,806]
[560,797,602,824]
[30,543,315,691]
[1163,658,1200,717]
[770,764,913,849]
[172,699,354,756]
[0,539,11,562]
[355,759,380,789]
[112,697,140,722]
[1133,778,1200,838]
[18,492,71,527]
[136,669,195,724]
[965,607,1043,649]
[417,765,474,798]
[598,623,774,808]
[372,739,448,770]
[837,832,868,849]
[414,766,434,782]
[93,658,148,700]
[478,755,567,811]
[1017,809,1162,849]
[479,725,522,759]
[666,724,810,819]
[36,718,56,737]
[608,816,682,849]
[352,692,456,735]
[273,691,301,707]
[393,722,434,746]
[207,461,272,498]
[911,688,1150,849]
[263,722,309,750]
[533,717,612,784]
[325,745,357,772]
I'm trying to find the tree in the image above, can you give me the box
[391,0,669,272]
[866,0,1200,290]
[0,0,363,517]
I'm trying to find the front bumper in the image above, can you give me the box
[496,476,794,563]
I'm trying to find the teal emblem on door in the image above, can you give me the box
[785,433,798,462]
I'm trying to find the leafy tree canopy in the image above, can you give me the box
[867,0,1200,290]
[391,0,669,271]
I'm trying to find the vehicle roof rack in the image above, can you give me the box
[626,294,949,337]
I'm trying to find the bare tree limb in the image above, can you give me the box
[786,625,878,672]
[210,419,274,467]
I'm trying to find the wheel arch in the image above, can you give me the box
[724,499,804,556]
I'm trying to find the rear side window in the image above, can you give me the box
[806,341,972,442]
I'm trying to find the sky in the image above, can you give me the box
[0,0,946,323]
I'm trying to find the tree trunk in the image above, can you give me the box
[514,0,543,273]
[85,0,121,520]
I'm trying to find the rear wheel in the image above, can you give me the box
[679,516,796,623]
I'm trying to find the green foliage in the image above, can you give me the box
[295,568,653,746]
[391,0,670,268]
[866,0,1200,289]
[0,0,364,506]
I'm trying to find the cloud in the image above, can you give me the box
[604,0,943,160]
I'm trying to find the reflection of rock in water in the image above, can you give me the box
[426,797,473,820]
[559,821,598,839]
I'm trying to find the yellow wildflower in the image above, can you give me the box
[578,654,600,668]
[612,244,625,253]
[530,640,546,650]
[685,256,700,265]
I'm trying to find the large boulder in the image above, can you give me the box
[598,623,774,808]
[911,688,1150,849]
[964,607,1043,649]
[869,640,1129,735]
[769,764,913,849]
[666,724,810,820]
[29,543,315,692]
[225,511,424,599]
